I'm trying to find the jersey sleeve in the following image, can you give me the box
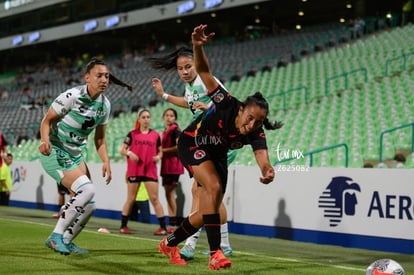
[249,128,268,152]
[172,124,181,145]
[207,84,234,110]
[172,124,181,138]
[50,89,77,116]
[124,132,132,146]
[99,97,111,125]
[157,136,161,148]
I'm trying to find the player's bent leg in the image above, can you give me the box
[159,237,187,266]
[200,226,233,256]
[180,180,201,259]
[220,222,232,256]
[219,203,232,256]
[160,217,200,265]
[46,175,94,255]
[180,228,201,259]
[63,202,96,254]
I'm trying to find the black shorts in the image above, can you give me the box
[128,176,158,183]
[178,135,228,193]
[57,183,70,195]
[162,174,180,186]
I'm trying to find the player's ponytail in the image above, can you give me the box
[85,57,133,91]
[146,47,193,71]
[109,74,133,91]
[243,92,284,131]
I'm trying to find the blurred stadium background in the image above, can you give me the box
[0,0,413,169]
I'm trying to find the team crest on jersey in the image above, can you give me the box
[96,107,105,117]
[230,142,243,149]
[212,92,224,103]
[191,90,200,101]
[194,149,206,160]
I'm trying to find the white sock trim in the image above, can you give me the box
[184,228,202,248]
[220,223,231,247]
[71,175,91,193]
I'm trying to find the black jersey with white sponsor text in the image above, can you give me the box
[181,84,267,159]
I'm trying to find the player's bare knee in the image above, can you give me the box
[149,196,159,205]
[205,182,221,195]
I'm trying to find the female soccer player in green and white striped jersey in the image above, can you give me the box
[38,57,132,255]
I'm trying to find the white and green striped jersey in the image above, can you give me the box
[49,85,111,157]
[184,75,225,120]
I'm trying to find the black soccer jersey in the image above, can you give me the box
[181,84,268,160]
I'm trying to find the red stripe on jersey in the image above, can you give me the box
[207,84,220,95]
[183,130,196,137]
[186,164,194,175]
[204,223,221,226]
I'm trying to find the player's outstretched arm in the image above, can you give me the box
[192,24,217,92]
[254,150,275,184]
[152,78,189,109]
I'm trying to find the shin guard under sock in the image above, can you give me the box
[53,176,95,235]
[63,202,96,244]
[167,218,199,247]
[203,214,221,255]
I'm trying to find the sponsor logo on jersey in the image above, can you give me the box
[194,149,206,160]
[230,141,243,149]
[54,99,64,106]
[212,92,224,103]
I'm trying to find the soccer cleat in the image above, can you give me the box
[200,246,233,256]
[221,246,233,257]
[119,227,132,234]
[167,226,177,234]
[67,243,90,254]
[209,250,232,270]
[45,233,70,255]
[158,237,187,266]
[153,227,168,235]
[179,245,195,260]
[52,213,61,219]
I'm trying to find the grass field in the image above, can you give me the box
[0,206,413,274]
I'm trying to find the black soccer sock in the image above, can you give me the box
[203,214,221,255]
[167,217,199,247]
[158,216,167,230]
[121,215,129,228]
[169,216,177,227]
[176,216,184,225]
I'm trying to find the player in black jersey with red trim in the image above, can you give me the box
[158,24,283,271]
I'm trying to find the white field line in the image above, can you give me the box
[0,217,365,272]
